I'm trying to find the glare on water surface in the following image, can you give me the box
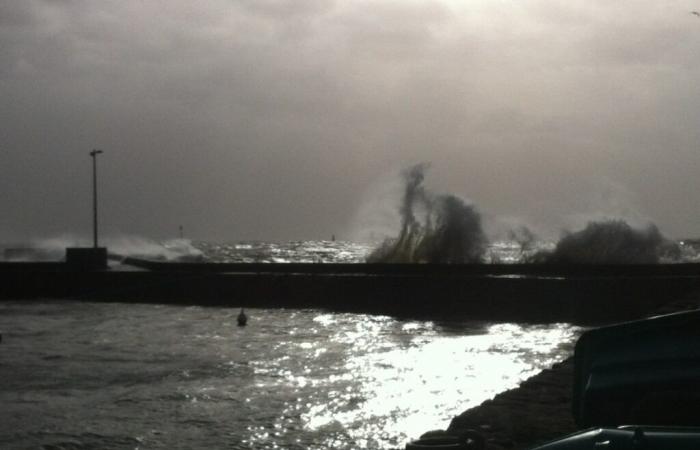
[0,302,579,450]
[242,313,578,449]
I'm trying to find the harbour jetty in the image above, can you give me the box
[2,253,700,325]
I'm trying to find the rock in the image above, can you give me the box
[448,358,577,450]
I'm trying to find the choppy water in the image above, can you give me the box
[194,240,372,264]
[5,236,700,264]
[0,301,579,449]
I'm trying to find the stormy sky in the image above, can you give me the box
[2,0,700,243]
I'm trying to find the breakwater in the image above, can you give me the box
[2,260,699,324]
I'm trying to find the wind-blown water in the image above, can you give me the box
[367,164,487,264]
[0,301,579,449]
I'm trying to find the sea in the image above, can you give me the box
[0,239,592,449]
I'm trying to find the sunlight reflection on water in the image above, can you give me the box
[265,314,578,449]
[0,302,579,450]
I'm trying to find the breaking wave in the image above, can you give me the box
[362,164,691,265]
[528,220,680,264]
[1,235,204,262]
[366,164,487,263]
[107,236,204,262]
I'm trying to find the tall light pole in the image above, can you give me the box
[89,149,103,248]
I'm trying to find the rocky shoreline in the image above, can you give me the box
[418,291,700,450]
[447,358,576,449]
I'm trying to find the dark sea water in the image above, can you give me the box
[0,301,579,450]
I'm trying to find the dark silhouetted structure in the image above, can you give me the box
[89,149,103,248]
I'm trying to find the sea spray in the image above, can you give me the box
[367,164,487,263]
[107,236,204,261]
[530,220,680,264]
[3,235,204,262]
[506,225,539,261]
[364,165,680,265]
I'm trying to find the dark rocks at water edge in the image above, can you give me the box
[443,359,576,450]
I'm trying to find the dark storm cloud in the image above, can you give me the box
[2,0,700,243]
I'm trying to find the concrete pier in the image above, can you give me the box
[1,259,700,324]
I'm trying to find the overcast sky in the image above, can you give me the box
[2,0,700,243]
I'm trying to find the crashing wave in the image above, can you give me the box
[528,220,680,264]
[367,164,487,263]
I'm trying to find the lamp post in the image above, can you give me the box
[89,149,103,248]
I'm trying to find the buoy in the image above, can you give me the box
[237,308,247,327]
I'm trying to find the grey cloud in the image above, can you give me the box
[235,0,335,18]
[2,0,700,243]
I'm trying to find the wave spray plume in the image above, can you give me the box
[367,164,487,263]
[531,220,679,264]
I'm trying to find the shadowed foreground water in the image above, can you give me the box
[0,301,579,449]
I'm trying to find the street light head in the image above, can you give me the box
[89,149,103,157]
